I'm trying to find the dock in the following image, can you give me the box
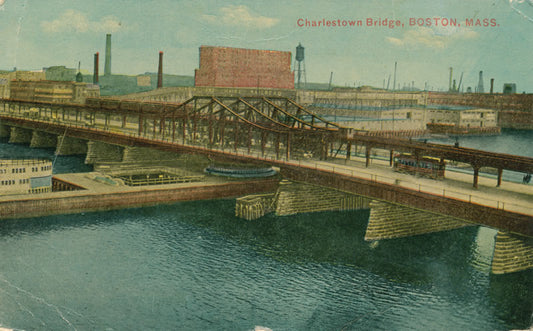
[0,172,279,220]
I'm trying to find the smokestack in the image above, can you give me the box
[477,71,484,93]
[104,34,111,76]
[93,52,99,84]
[490,78,494,94]
[449,67,453,92]
[157,51,163,88]
[393,61,397,91]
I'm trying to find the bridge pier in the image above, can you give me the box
[85,141,124,164]
[30,131,58,148]
[491,231,533,274]
[364,200,470,241]
[0,124,10,138]
[274,180,370,216]
[8,127,32,144]
[56,136,88,155]
[235,180,371,220]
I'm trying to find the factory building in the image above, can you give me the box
[0,71,46,99]
[426,107,499,134]
[194,46,294,89]
[10,80,100,104]
[44,66,78,81]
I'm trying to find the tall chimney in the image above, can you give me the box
[490,78,494,94]
[93,52,99,84]
[449,67,453,92]
[477,71,484,93]
[104,34,112,76]
[157,51,163,88]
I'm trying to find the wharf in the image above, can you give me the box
[0,172,279,220]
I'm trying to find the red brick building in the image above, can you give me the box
[194,46,294,89]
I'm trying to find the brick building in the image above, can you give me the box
[194,46,294,89]
[10,80,100,104]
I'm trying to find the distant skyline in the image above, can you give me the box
[0,0,532,92]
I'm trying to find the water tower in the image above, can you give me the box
[295,43,307,89]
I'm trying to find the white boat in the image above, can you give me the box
[0,159,53,195]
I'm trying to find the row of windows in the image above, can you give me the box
[30,166,52,172]
[2,179,32,185]
[31,187,51,194]
[0,166,51,174]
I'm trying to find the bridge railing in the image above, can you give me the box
[1,105,531,216]
[208,147,531,216]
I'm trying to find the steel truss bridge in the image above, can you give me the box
[2,96,532,187]
[1,96,532,237]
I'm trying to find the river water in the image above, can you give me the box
[0,131,532,331]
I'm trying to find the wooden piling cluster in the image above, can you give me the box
[235,193,276,220]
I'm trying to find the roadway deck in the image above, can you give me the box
[304,154,532,216]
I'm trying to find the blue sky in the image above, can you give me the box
[0,0,531,92]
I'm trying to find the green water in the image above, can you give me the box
[0,135,532,330]
[0,201,531,330]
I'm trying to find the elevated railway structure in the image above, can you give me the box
[1,97,532,229]
[2,96,532,188]
[1,96,532,273]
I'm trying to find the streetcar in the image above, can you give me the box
[393,153,446,179]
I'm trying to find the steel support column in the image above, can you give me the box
[247,126,252,153]
[234,121,239,152]
[286,132,291,160]
[275,133,280,159]
[172,118,176,142]
[473,166,480,189]
[160,117,165,139]
[261,132,267,156]
[365,145,371,167]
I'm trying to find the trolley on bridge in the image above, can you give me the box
[393,153,446,179]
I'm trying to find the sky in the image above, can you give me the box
[0,0,532,92]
